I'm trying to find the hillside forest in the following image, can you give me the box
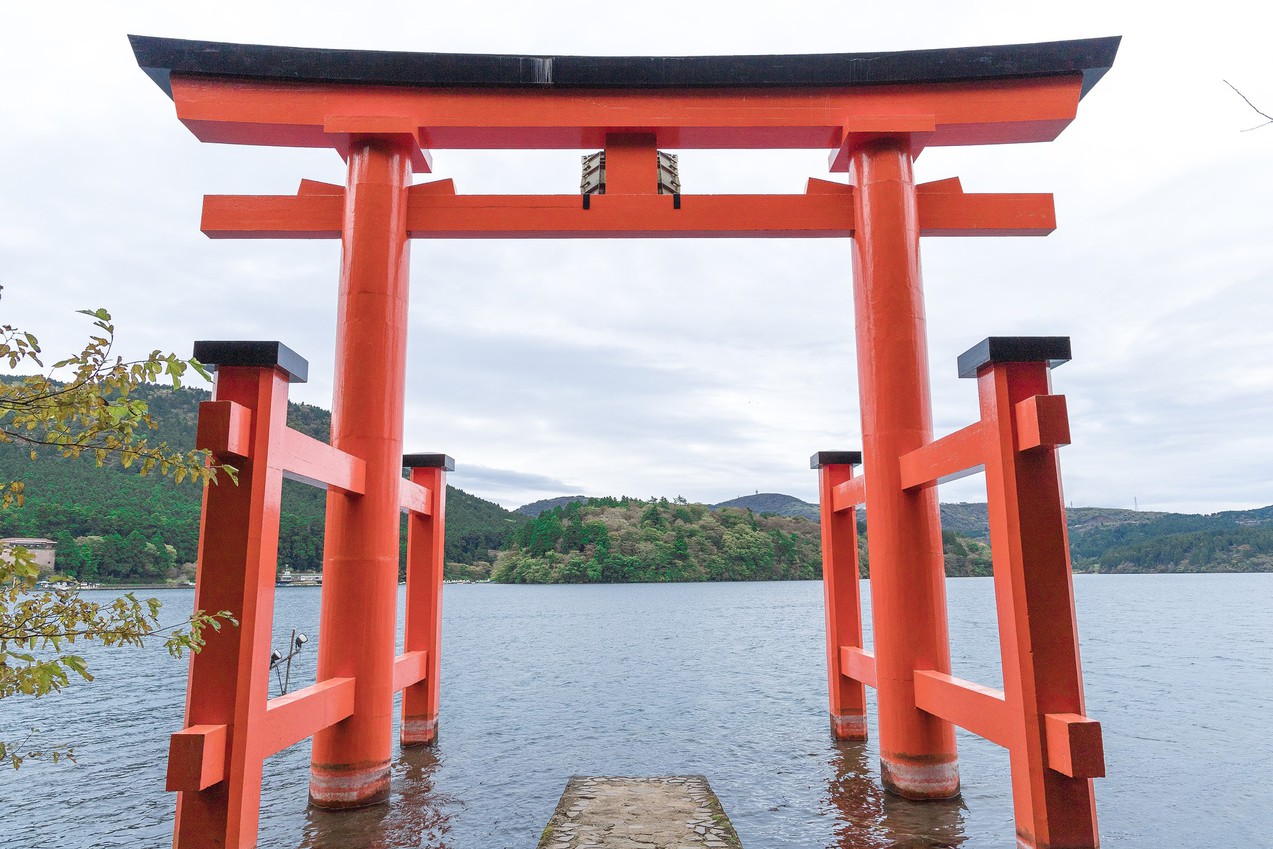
[1,384,1269,585]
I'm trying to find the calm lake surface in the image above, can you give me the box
[2,575,1270,848]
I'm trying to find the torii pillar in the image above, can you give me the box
[848,134,959,797]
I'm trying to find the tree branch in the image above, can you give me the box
[1224,80,1273,131]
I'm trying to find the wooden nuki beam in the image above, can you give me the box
[200,177,1052,240]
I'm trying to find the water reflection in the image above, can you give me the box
[825,742,968,848]
[298,746,459,849]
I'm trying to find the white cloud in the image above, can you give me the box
[3,1,1271,513]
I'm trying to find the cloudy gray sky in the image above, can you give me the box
[2,2,1270,513]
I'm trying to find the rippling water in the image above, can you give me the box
[2,575,1270,848]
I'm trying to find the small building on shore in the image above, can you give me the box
[2,537,57,572]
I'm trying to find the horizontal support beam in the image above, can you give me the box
[899,421,986,491]
[169,73,1087,152]
[1044,712,1105,778]
[195,400,252,458]
[202,188,1057,241]
[1016,394,1071,452]
[838,646,877,689]
[914,670,1012,749]
[261,677,355,758]
[165,723,227,791]
[917,191,1055,236]
[393,650,429,692]
[204,194,341,239]
[831,476,867,513]
[399,478,433,516]
[279,427,366,494]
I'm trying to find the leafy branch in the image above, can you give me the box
[1224,80,1273,132]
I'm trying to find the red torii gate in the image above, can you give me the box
[132,34,1119,849]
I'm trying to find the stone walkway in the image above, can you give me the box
[536,776,743,849]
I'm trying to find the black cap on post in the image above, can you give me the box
[192,340,308,383]
[810,451,863,469]
[956,336,1071,379]
[403,453,456,471]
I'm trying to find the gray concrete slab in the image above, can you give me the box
[536,775,743,849]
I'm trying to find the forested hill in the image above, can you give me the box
[0,383,524,584]
[3,382,1267,584]
[494,497,826,583]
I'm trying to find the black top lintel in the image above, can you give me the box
[956,336,1071,379]
[403,453,456,471]
[129,34,1119,100]
[193,340,309,383]
[810,451,863,469]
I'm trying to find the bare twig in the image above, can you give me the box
[1224,80,1273,131]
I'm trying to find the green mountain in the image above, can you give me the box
[494,497,824,583]
[0,383,524,584]
[516,495,590,517]
[712,492,820,521]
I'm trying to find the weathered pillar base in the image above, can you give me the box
[830,712,868,741]
[308,760,392,809]
[880,755,960,800]
[400,714,438,747]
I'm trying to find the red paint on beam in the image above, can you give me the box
[838,646,878,689]
[195,400,253,458]
[831,476,867,513]
[1044,713,1105,779]
[398,478,432,516]
[392,650,428,692]
[913,670,1013,749]
[279,427,366,494]
[917,191,1055,237]
[261,677,356,758]
[166,724,228,792]
[203,194,343,239]
[169,74,1083,152]
[898,421,987,491]
[1015,394,1071,453]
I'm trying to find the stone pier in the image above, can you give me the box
[537,776,742,849]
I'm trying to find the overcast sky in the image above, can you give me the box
[2,2,1270,513]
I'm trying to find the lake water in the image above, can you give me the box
[2,575,1270,848]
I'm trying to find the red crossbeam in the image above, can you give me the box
[913,669,1012,748]
[392,650,428,692]
[195,399,365,494]
[261,677,356,758]
[399,478,433,516]
[838,646,878,689]
[169,74,1085,152]
[898,421,987,490]
[201,186,1052,240]
[831,476,867,512]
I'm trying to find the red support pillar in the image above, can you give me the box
[968,337,1101,849]
[309,136,414,808]
[400,453,453,746]
[849,136,959,798]
[170,343,307,849]
[812,451,868,740]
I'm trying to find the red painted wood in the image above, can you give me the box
[980,360,1099,848]
[850,137,959,800]
[817,461,868,740]
[172,364,290,849]
[309,137,414,809]
[401,465,448,746]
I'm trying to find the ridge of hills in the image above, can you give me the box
[2,383,1268,583]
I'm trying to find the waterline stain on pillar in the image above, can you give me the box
[537,776,742,849]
